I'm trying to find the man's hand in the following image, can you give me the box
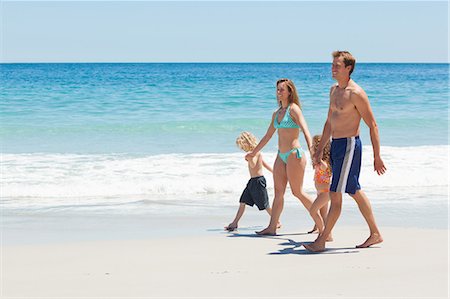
[312,150,323,167]
[374,156,386,175]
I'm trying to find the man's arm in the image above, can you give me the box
[313,97,333,165]
[351,90,387,175]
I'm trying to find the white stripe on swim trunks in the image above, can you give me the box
[337,137,356,193]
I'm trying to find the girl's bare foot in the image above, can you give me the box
[303,240,326,252]
[318,232,333,242]
[308,225,318,234]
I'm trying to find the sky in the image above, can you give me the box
[1,1,448,63]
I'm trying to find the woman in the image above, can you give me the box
[246,78,320,235]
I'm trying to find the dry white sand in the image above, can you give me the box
[2,226,448,298]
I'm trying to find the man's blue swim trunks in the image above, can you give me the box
[330,136,362,195]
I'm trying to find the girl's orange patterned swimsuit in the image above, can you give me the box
[314,166,332,194]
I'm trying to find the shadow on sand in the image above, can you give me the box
[225,231,362,255]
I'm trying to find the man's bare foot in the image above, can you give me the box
[303,240,326,252]
[224,224,238,232]
[255,227,276,236]
[356,233,383,248]
[308,225,318,234]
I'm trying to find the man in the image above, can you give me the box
[304,51,387,252]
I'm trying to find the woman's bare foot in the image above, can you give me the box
[256,227,276,236]
[356,233,383,248]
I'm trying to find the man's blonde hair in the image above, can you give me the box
[332,50,356,76]
[236,131,258,152]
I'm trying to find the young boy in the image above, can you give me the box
[225,132,276,231]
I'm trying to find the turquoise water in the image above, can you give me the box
[1,63,448,154]
[1,63,448,226]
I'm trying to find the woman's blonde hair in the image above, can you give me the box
[236,131,258,152]
[313,135,331,168]
[276,78,302,109]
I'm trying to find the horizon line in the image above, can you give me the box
[1,61,449,64]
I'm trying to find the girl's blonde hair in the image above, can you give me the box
[236,131,258,152]
[313,135,331,168]
[276,78,302,110]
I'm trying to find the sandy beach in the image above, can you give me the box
[2,219,448,298]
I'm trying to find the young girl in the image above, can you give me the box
[308,135,333,241]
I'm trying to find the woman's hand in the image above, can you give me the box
[245,152,255,161]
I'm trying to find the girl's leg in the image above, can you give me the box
[309,192,329,234]
[256,157,287,235]
[308,195,330,233]
[319,199,329,223]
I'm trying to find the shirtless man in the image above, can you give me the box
[304,51,387,252]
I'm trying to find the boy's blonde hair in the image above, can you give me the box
[313,135,331,168]
[236,131,258,152]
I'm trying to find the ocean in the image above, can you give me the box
[1,63,448,229]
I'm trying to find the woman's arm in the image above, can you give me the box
[246,112,277,158]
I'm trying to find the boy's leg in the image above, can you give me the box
[350,190,383,248]
[225,203,246,231]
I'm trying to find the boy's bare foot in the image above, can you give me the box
[224,224,238,232]
[303,240,326,252]
[308,225,318,234]
[356,233,383,248]
[255,227,276,236]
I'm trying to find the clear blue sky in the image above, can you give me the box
[1,1,448,63]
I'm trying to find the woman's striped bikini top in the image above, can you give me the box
[273,104,300,129]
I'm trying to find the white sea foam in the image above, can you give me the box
[1,145,448,210]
